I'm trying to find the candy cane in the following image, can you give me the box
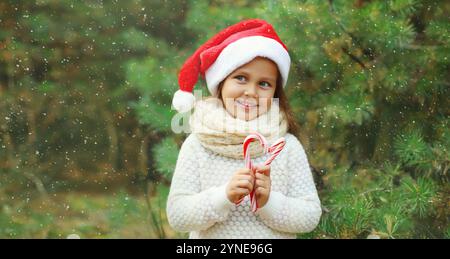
[238,132,286,212]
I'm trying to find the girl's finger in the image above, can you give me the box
[255,165,271,176]
[237,168,253,176]
[255,172,269,180]
[237,175,254,182]
[255,179,266,188]
[255,186,267,195]
[233,187,250,196]
[236,179,253,190]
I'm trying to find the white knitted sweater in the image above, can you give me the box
[166,133,322,239]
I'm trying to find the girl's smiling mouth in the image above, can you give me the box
[235,99,258,110]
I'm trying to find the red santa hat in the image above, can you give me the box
[172,19,291,113]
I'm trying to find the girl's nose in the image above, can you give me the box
[244,85,258,97]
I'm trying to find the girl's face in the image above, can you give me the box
[220,57,278,121]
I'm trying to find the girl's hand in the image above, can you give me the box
[226,168,254,203]
[254,165,271,208]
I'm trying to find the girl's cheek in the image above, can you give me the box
[230,85,244,97]
[222,83,241,99]
[222,97,234,110]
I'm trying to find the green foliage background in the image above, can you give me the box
[0,0,448,238]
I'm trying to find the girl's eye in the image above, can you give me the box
[259,81,271,88]
[234,75,246,82]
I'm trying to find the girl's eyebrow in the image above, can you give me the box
[233,70,250,76]
[233,70,276,82]
[259,76,276,82]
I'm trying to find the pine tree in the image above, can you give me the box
[256,0,449,238]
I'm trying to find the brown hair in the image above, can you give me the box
[216,71,300,138]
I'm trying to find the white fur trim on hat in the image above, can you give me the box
[205,36,291,96]
[172,89,196,113]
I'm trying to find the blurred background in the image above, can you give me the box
[0,0,448,239]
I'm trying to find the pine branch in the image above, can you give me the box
[341,46,367,69]
[327,0,368,69]
[358,187,387,196]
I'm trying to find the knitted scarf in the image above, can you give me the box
[189,97,288,159]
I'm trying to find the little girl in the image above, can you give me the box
[167,19,321,239]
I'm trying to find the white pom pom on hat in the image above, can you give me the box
[172,19,291,113]
[172,89,197,113]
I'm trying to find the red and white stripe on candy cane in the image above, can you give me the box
[237,132,286,212]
